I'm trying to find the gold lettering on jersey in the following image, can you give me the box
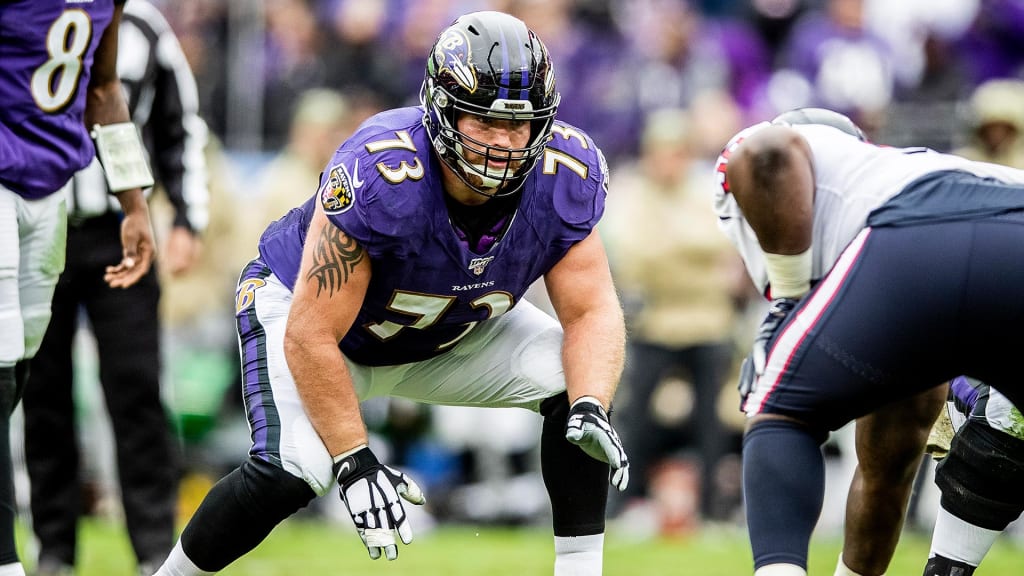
[550,125,589,149]
[543,148,588,179]
[365,131,417,153]
[235,278,267,314]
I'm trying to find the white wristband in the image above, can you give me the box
[764,248,812,298]
[570,396,603,409]
[91,122,155,192]
[332,443,368,464]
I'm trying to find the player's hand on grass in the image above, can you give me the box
[565,396,630,491]
[738,297,799,402]
[334,446,426,560]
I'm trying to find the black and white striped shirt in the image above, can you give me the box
[68,0,209,233]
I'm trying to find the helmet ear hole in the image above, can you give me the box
[433,88,450,109]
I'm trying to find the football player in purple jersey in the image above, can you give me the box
[152,11,628,576]
[0,1,155,574]
[921,378,1024,576]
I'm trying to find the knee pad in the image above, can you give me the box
[935,421,1024,530]
[181,457,316,571]
[236,456,316,518]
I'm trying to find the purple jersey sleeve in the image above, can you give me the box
[545,120,608,239]
[322,108,437,261]
[0,0,116,198]
[259,107,609,366]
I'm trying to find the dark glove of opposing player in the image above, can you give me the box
[738,298,799,402]
[565,397,630,491]
[334,446,426,561]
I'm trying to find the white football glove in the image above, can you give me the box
[565,396,630,491]
[334,446,426,561]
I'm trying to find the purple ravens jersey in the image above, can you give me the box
[0,0,119,198]
[259,106,609,366]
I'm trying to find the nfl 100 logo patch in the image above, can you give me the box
[468,256,494,275]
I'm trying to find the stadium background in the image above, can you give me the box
[19,0,1024,574]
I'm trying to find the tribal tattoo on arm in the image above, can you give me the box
[305,224,365,297]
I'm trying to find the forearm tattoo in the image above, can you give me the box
[306,225,365,297]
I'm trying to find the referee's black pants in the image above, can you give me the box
[23,213,179,567]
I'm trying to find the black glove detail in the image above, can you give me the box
[334,446,425,561]
[738,298,799,404]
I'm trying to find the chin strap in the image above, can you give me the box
[458,160,504,189]
[453,141,507,190]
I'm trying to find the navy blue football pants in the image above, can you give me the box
[743,213,1024,570]
[753,214,1024,429]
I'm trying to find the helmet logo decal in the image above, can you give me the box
[319,163,356,214]
[435,29,477,93]
[543,58,556,98]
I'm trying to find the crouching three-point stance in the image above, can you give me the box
[151,11,628,576]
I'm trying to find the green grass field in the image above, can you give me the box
[40,517,1024,575]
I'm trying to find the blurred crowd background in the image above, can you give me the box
[43,0,1024,544]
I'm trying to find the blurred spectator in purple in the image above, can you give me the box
[619,0,773,128]
[867,0,978,150]
[775,0,896,134]
[261,0,332,149]
[956,0,1024,86]
[320,0,409,110]
[744,0,807,56]
[393,1,462,105]
[153,1,230,144]
[511,0,641,163]
[865,0,977,90]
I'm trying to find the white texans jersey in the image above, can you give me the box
[713,123,1024,296]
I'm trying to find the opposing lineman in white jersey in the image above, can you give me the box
[713,107,1024,576]
[715,120,1024,297]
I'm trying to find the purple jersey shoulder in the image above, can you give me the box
[260,108,610,366]
[322,107,442,259]
[258,107,430,287]
[544,119,609,230]
[0,0,116,198]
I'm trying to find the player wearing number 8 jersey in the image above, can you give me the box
[153,11,629,576]
[0,1,154,574]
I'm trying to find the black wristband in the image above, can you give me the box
[571,400,607,420]
[333,447,380,484]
